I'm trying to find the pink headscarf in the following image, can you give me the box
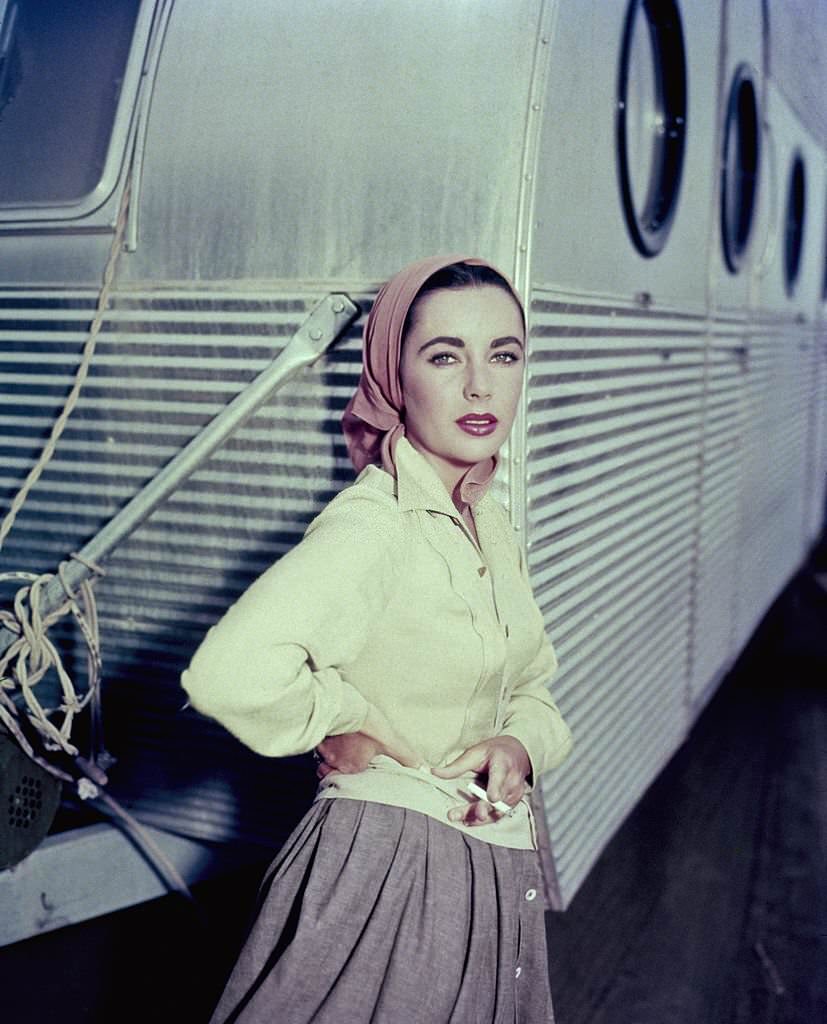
[341,254,525,506]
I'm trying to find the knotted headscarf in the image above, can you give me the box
[341,254,524,506]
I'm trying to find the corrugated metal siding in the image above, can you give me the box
[732,314,814,649]
[527,293,706,907]
[2,283,820,892]
[806,322,827,539]
[688,313,747,708]
[0,286,367,847]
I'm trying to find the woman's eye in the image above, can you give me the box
[492,350,521,364]
[428,352,459,365]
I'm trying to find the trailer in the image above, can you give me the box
[0,0,825,946]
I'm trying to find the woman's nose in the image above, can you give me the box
[463,364,492,401]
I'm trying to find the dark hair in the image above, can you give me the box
[402,261,520,339]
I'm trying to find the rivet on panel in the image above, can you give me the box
[332,301,345,314]
[309,328,323,341]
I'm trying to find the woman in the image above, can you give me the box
[182,254,572,1023]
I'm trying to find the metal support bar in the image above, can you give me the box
[0,292,360,660]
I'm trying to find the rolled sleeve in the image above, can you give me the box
[499,635,572,781]
[181,488,401,756]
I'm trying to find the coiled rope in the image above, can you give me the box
[0,175,196,905]
[0,560,101,780]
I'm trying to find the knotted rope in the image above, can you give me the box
[0,556,103,782]
[0,175,198,904]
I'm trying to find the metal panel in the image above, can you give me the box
[687,0,764,708]
[527,294,705,907]
[801,158,827,543]
[530,0,720,309]
[732,312,820,650]
[811,316,827,540]
[733,87,827,646]
[120,0,543,284]
[767,0,827,148]
[0,285,369,848]
[688,314,746,709]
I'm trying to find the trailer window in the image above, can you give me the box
[616,0,687,257]
[783,152,806,296]
[0,0,141,208]
[720,65,760,274]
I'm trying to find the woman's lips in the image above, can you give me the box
[456,414,499,437]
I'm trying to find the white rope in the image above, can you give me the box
[0,175,130,778]
[0,175,199,907]
[0,557,103,761]
[0,176,131,551]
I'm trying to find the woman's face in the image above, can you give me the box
[399,284,525,498]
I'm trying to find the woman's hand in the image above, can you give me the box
[315,732,381,779]
[315,704,423,779]
[432,736,531,827]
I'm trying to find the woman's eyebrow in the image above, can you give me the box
[417,336,464,353]
[416,334,524,354]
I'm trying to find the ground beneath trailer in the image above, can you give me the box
[1,562,825,1024]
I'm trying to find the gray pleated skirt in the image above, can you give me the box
[210,798,555,1024]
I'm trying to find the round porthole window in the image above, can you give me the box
[783,152,806,296]
[616,0,688,257]
[721,65,760,274]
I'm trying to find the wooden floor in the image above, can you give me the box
[1,567,825,1024]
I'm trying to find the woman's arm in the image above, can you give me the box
[497,632,572,781]
[182,487,419,764]
[496,536,572,781]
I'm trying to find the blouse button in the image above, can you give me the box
[515,966,522,979]
[525,888,537,902]
[478,566,487,577]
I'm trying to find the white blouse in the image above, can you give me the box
[182,438,572,848]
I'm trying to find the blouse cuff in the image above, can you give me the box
[316,667,371,737]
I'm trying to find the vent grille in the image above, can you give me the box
[527,295,706,906]
[732,314,815,649]
[0,287,364,847]
[1,286,821,902]
[688,314,746,707]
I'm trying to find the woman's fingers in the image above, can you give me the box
[447,799,509,827]
[448,800,495,826]
[431,745,488,779]
[433,737,531,800]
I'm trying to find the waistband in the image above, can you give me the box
[314,755,537,850]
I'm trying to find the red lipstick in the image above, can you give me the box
[456,413,498,437]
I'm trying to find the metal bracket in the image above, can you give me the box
[0,292,360,664]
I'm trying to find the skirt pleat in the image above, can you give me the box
[211,799,555,1024]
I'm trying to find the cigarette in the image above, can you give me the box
[466,780,512,815]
